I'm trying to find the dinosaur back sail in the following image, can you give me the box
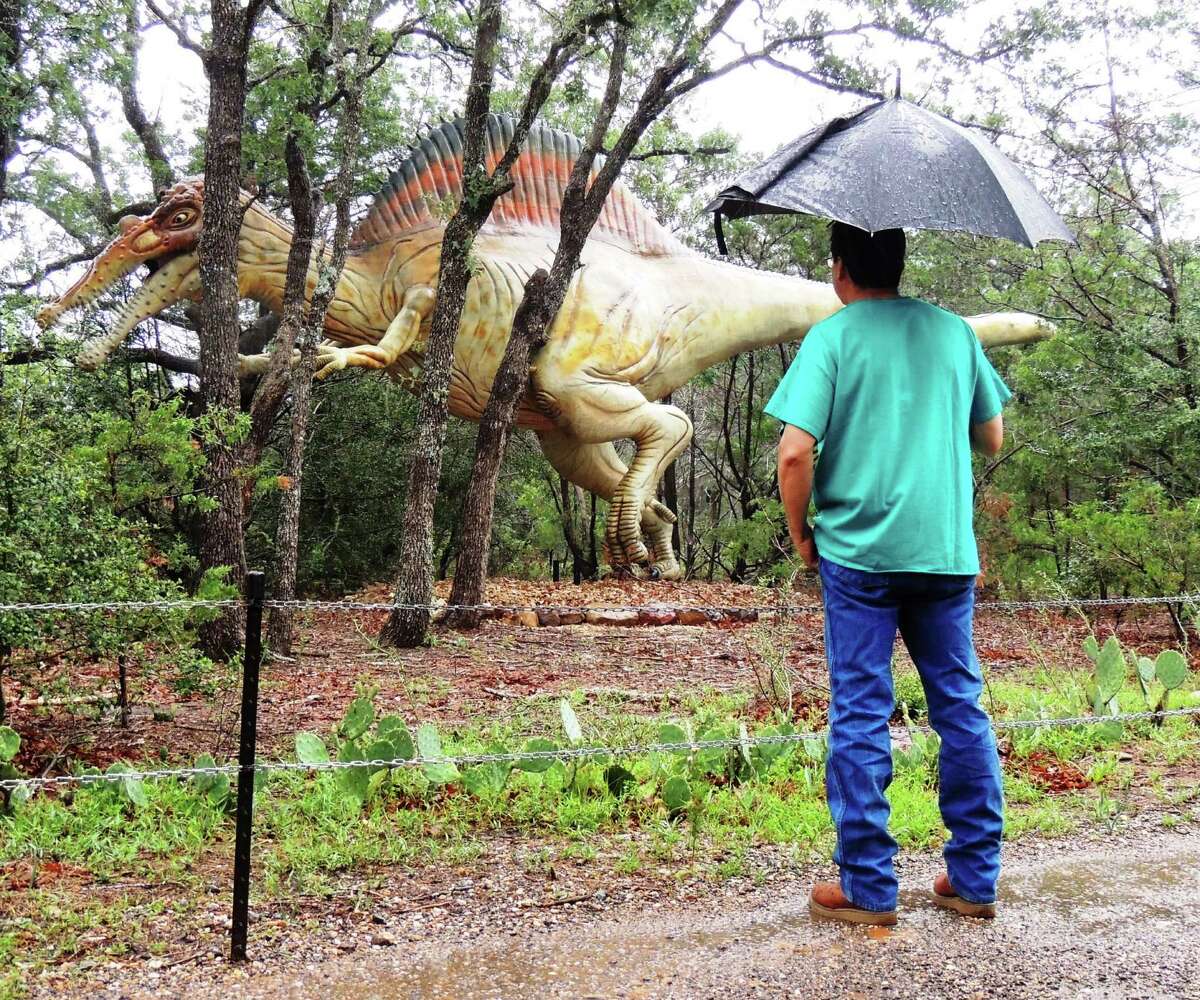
[351,115,687,256]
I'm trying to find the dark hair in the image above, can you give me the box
[829,222,906,290]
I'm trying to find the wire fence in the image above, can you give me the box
[3,581,1199,960]
[5,704,1200,796]
[0,591,1197,615]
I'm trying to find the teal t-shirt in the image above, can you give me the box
[765,297,1012,575]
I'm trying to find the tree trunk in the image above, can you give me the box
[267,329,319,656]
[379,211,481,647]
[195,0,264,658]
[380,0,550,647]
[447,269,552,627]
[265,6,366,655]
[0,0,24,208]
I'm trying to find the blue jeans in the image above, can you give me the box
[819,557,1003,911]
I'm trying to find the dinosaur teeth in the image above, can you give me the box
[76,253,199,370]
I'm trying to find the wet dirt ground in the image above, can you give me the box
[213,826,1200,1000]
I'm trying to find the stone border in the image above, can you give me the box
[433,606,763,627]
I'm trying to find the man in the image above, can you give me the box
[767,222,1008,926]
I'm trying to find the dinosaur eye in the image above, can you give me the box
[169,209,195,227]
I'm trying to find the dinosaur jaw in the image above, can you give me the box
[75,252,201,369]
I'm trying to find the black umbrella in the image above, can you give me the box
[704,95,1073,251]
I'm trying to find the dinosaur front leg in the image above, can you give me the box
[314,286,434,380]
[238,339,340,378]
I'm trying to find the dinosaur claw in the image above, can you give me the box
[648,499,677,525]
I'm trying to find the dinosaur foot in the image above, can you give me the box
[314,343,393,379]
[651,559,683,582]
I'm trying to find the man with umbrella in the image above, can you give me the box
[707,94,1071,926]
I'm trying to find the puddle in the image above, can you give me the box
[323,839,1200,1000]
[998,844,1200,928]
[325,900,877,1000]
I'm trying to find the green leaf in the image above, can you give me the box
[337,739,369,803]
[1155,649,1189,690]
[559,698,583,746]
[295,732,330,765]
[107,763,148,807]
[1095,637,1126,703]
[338,763,369,803]
[416,722,443,759]
[0,726,18,763]
[663,775,692,811]
[376,716,412,751]
[1136,656,1156,701]
[604,764,636,798]
[801,735,827,765]
[339,697,374,741]
[190,753,228,804]
[462,753,511,797]
[416,723,459,785]
[754,726,788,767]
[657,724,687,747]
[1082,635,1100,663]
[738,722,753,767]
[364,740,398,774]
[514,737,557,773]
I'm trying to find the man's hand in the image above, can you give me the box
[778,424,819,570]
[796,533,819,570]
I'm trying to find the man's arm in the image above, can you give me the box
[971,413,1004,456]
[778,424,819,569]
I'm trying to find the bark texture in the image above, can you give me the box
[379,0,504,647]
[195,0,266,658]
[267,6,366,654]
[446,269,553,626]
[0,0,24,207]
[381,0,608,646]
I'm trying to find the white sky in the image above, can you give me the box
[5,0,1197,291]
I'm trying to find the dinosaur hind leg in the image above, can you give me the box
[537,430,685,580]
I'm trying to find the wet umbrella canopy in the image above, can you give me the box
[705,97,1073,249]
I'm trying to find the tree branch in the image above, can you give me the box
[625,144,731,161]
[121,346,200,375]
[143,0,207,61]
[119,2,175,191]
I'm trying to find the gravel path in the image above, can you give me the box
[191,821,1200,1000]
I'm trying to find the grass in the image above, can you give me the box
[2,657,1198,990]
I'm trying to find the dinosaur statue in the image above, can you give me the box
[36,115,1050,580]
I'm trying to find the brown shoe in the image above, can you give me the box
[931,873,996,919]
[808,881,897,926]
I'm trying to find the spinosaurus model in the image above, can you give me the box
[37,114,1051,580]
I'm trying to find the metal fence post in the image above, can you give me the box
[231,570,265,963]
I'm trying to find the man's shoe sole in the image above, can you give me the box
[931,891,996,919]
[809,898,898,926]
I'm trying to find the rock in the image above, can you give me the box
[638,606,677,626]
[515,610,539,628]
[584,609,640,626]
[370,932,396,947]
[536,609,561,627]
[676,608,713,626]
[558,611,585,625]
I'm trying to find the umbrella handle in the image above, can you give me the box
[714,211,728,255]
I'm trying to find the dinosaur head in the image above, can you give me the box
[37,179,206,368]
